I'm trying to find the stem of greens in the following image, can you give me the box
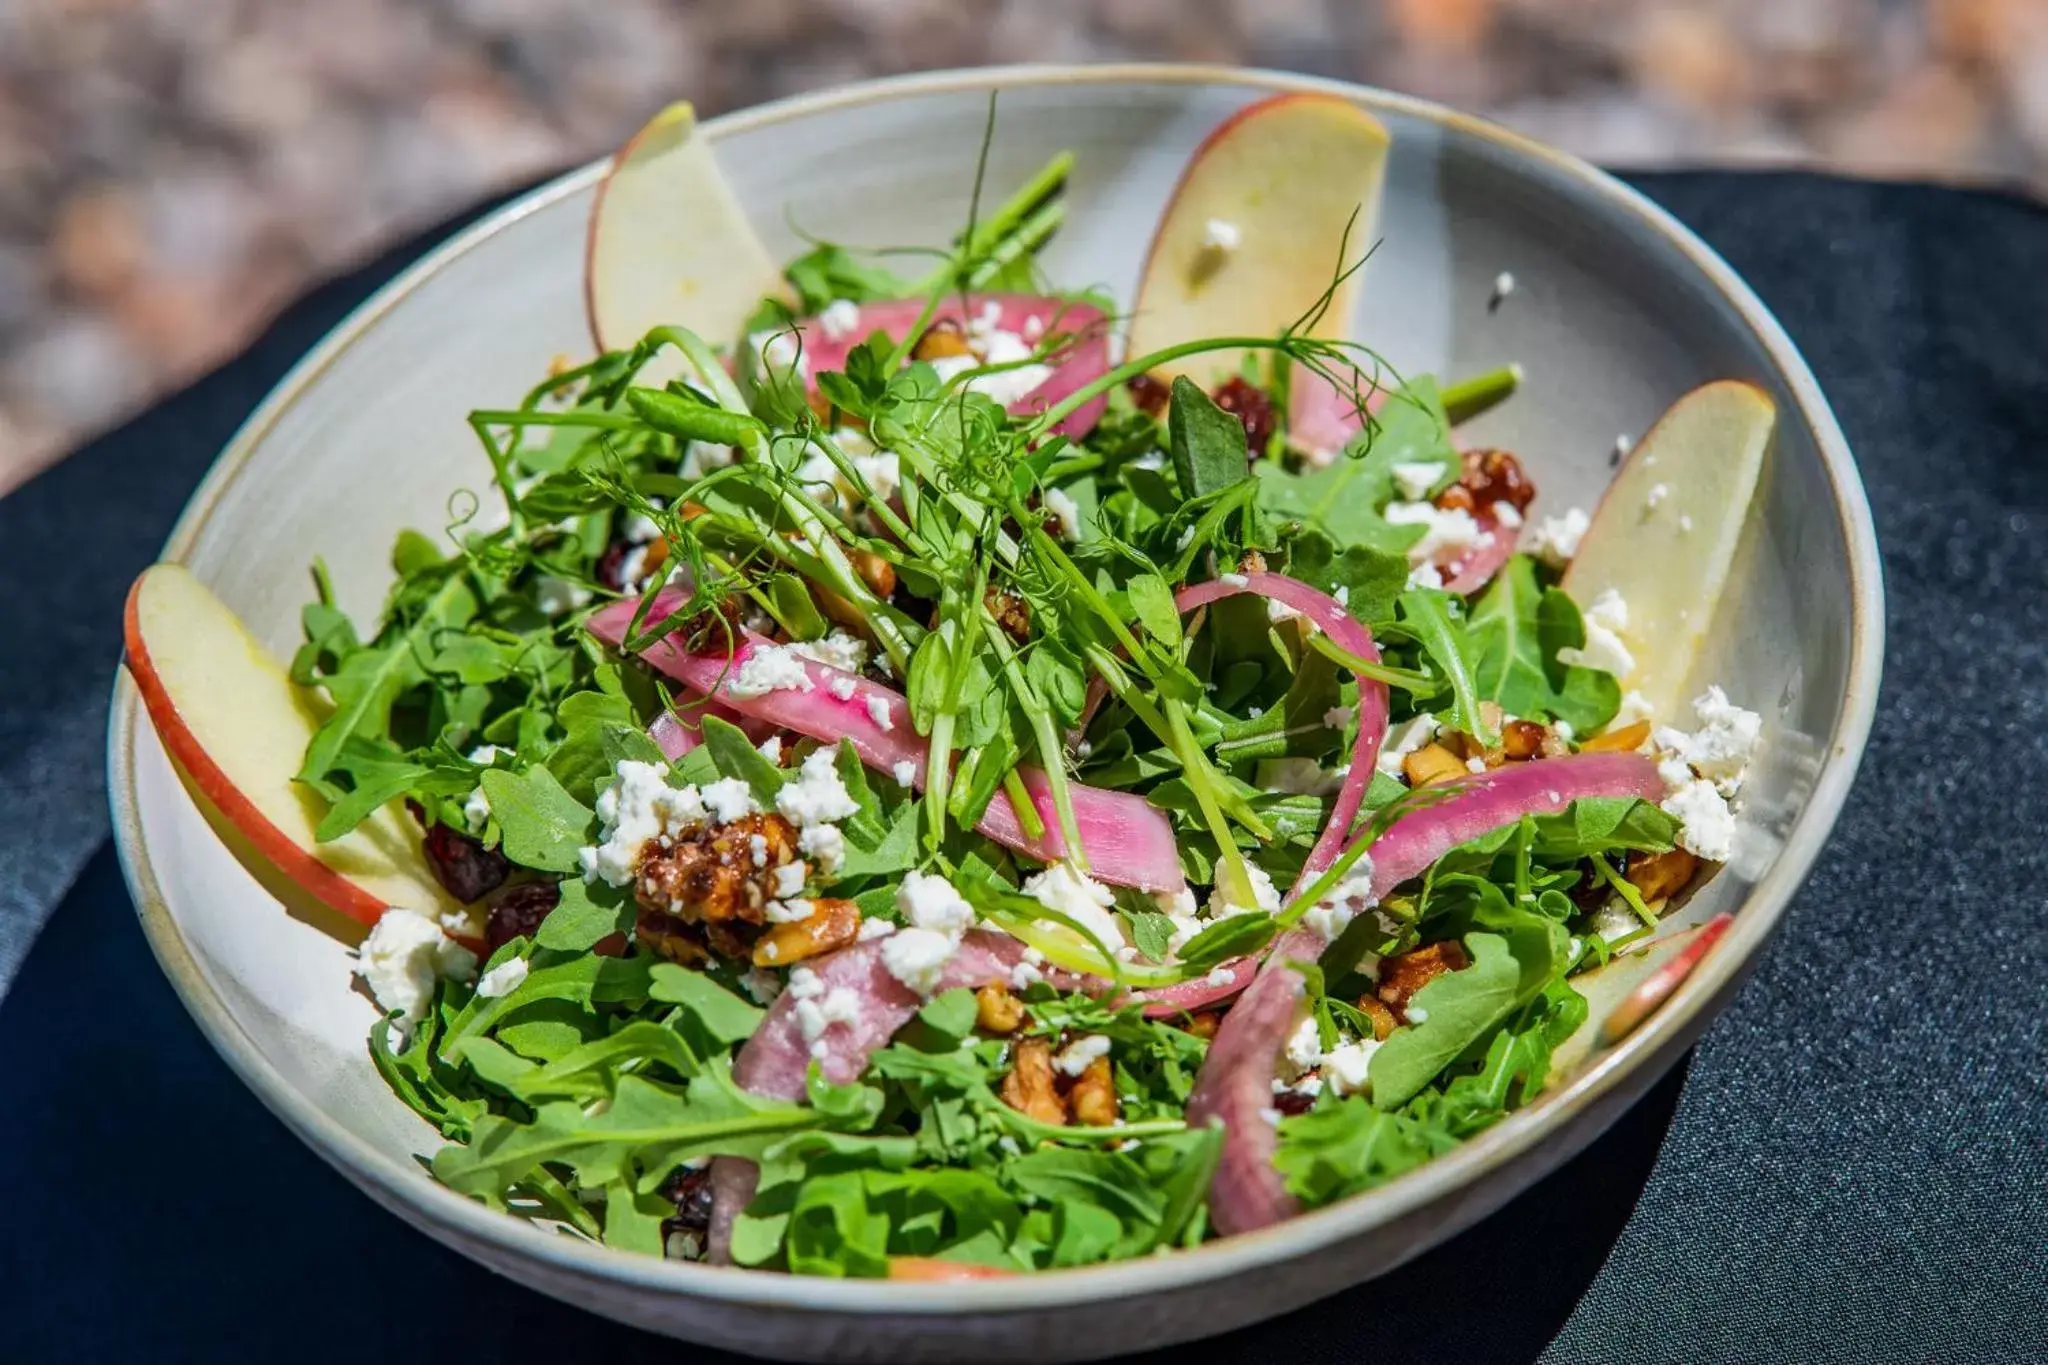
[1441,363,1523,425]
[980,617,1087,872]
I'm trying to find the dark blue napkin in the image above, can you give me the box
[1,173,2042,1364]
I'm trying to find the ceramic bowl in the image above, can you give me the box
[108,65,1882,1362]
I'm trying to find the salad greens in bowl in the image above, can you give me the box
[111,67,1880,1360]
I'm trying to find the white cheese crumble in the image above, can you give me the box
[790,630,868,675]
[892,760,919,788]
[897,869,976,938]
[857,917,898,941]
[1378,713,1442,777]
[614,543,652,593]
[1300,858,1377,942]
[356,910,477,1043]
[1662,779,1737,862]
[828,675,858,701]
[582,760,697,887]
[765,897,816,924]
[758,736,783,764]
[1589,901,1642,944]
[1219,572,1250,588]
[1044,487,1083,541]
[1199,217,1242,253]
[1406,561,1445,590]
[700,777,761,826]
[623,507,664,544]
[1323,704,1354,731]
[475,955,530,999]
[1023,862,1122,950]
[1390,460,1444,502]
[1321,1038,1379,1096]
[880,927,959,996]
[771,862,808,898]
[865,695,894,731]
[1205,862,1280,921]
[1654,685,1763,795]
[467,744,506,765]
[1267,596,1304,624]
[1284,1017,1323,1075]
[1384,501,1484,562]
[1053,1034,1113,1077]
[1262,757,1340,797]
[462,785,491,835]
[1528,507,1590,568]
[793,981,862,1057]
[817,297,862,342]
[1557,587,1636,679]
[799,823,846,874]
[739,966,785,1005]
[776,747,860,827]
[532,574,592,617]
[1492,500,1524,529]
[728,643,817,699]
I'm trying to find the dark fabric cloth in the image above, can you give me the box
[0,172,2042,1363]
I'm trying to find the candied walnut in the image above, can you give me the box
[1000,1038,1067,1126]
[1126,372,1171,416]
[1237,550,1269,575]
[751,898,861,967]
[1500,719,1549,761]
[1377,940,1473,1021]
[1626,848,1700,904]
[1182,1011,1222,1041]
[483,882,562,954]
[1355,993,1399,1041]
[1208,376,1276,456]
[1403,742,1470,788]
[975,981,1026,1035]
[984,587,1031,643]
[636,909,714,967]
[1583,719,1652,753]
[913,318,972,361]
[851,548,896,599]
[1435,448,1536,516]
[634,812,800,928]
[1067,1055,1119,1127]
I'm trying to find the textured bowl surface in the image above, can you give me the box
[108,65,1881,1363]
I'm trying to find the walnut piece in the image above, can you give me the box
[1377,940,1473,1022]
[999,1038,1067,1126]
[751,898,861,968]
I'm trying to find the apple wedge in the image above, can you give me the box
[1563,380,1777,722]
[124,563,457,928]
[1127,93,1390,384]
[585,100,786,360]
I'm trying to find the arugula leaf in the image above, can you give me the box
[1398,588,1487,740]
[1167,377,1248,499]
[648,963,767,1044]
[478,766,594,874]
[1123,909,1175,964]
[1254,376,1455,552]
[1285,529,1409,625]
[782,244,914,312]
[700,714,786,804]
[533,878,630,952]
[1465,556,1622,733]
[1367,927,1564,1108]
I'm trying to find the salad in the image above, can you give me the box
[126,93,1774,1278]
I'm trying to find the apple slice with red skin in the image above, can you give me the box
[1127,92,1390,432]
[585,101,787,363]
[1562,380,1776,723]
[124,563,457,930]
[886,1256,1013,1281]
[1599,912,1734,1045]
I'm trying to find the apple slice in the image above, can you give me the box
[1128,93,1390,384]
[1563,380,1776,722]
[124,563,457,928]
[585,100,786,360]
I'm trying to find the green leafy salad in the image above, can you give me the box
[300,104,1766,1279]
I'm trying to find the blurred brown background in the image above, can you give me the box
[5,0,2043,491]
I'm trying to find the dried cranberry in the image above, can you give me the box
[421,821,510,904]
[1567,853,1627,913]
[484,881,562,953]
[1208,376,1276,457]
[666,1166,715,1231]
[593,540,632,591]
[1126,372,1171,416]
[1273,1087,1317,1117]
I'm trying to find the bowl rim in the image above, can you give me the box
[107,61,1884,1316]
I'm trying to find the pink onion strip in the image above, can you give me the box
[706,930,1031,1262]
[1187,749,1664,1236]
[778,293,1112,440]
[586,598,1184,892]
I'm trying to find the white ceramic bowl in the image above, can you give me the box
[109,65,1882,1362]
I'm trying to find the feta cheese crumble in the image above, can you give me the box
[790,630,868,675]
[892,760,918,787]
[1267,596,1304,624]
[1654,685,1763,795]
[817,297,862,342]
[776,747,860,827]
[1052,1034,1113,1077]
[1323,704,1354,731]
[1300,858,1377,942]
[728,643,816,699]
[827,675,858,701]
[1492,500,1524,529]
[1023,862,1122,950]
[881,927,959,995]
[356,909,477,1043]
[532,574,592,617]
[771,862,808,898]
[475,955,530,999]
[897,869,975,937]
[1044,487,1083,541]
[1321,1038,1380,1096]
[1557,587,1635,679]
[1662,779,1737,861]
[799,823,846,874]
[699,777,760,825]
[865,694,894,731]
[1528,507,1590,568]
[582,760,699,886]
[1385,501,1484,562]
[1406,561,1445,591]
[462,785,491,835]
[1378,713,1441,777]
[1390,460,1444,501]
